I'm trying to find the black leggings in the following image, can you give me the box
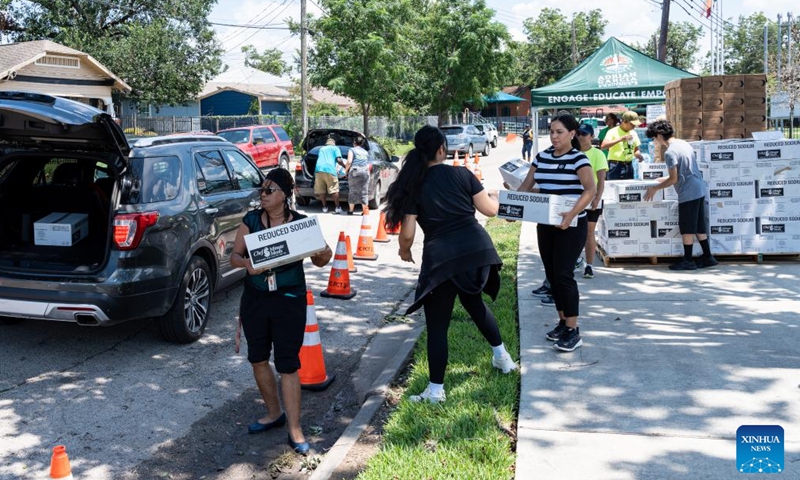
[422,280,502,384]
[537,217,588,318]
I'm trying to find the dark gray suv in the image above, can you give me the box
[0,92,265,343]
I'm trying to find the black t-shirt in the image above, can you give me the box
[404,164,484,239]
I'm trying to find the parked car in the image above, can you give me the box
[474,123,498,148]
[216,124,294,171]
[0,92,267,343]
[440,124,490,157]
[294,129,399,209]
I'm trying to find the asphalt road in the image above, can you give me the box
[0,134,525,480]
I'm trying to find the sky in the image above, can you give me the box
[209,0,799,85]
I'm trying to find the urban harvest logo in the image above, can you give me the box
[737,425,784,474]
[597,53,638,88]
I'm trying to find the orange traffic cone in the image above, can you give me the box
[299,290,336,391]
[453,152,461,167]
[506,133,518,142]
[321,232,357,299]
[345,235,357,272]
[50,445,73,479]
[353,208,378,261]
[374,211,390,243]
[473,159,483,182]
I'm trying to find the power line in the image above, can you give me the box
[210,21,289,30]
[223,0,295,54]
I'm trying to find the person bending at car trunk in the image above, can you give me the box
[314,137,345,214]
[644,120,718,271]
[383,125,517,404]
[517,114,596,352]
[230,168,333,455]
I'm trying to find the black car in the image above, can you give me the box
[0,92,266,343]
[294,129,399,209]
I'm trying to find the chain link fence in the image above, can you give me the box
[119,114,438,143]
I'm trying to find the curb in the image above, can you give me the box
[309,309,423,480]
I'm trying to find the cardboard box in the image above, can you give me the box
[774,234,800,254]
[709,199,747,219]
[600,237,641,257]
[723,75,745,93]
[244,215,327,270]
[700,140,757,162]
[34,212,89,246]
[635,201,679,222]
[707,179,757,200]
[702,94,724,111]
[639,238,675,256]
[702,76,725,94]
[743,74,767,91]
[723,129,746,140]
[710,234,743,255]
[671,239,703,256]
[651,219,680,238]
[742,234,775,254]
[709,216,757,236]
[498,191,577,226]
[498,159,531,191]
[606,180,663,203]
[601,220,652,240]
[703,129,725,141]
[637,162,669,180]
[722,94,745,110]
[744,96,767,108]
[757,178,800,198]
[665,78,703,93]
[603,202,639,222]
[723,113,746,127]
[757,216,800,235]
[752,196,800,216]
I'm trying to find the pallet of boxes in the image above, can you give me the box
[664,74,768,141]
[596,73,799,263]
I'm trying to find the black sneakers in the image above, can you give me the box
[583,265,594,278]
[669,259,698,271]
[531,284,551,297]
[545,320,566,341]
[540,295,555,306]
[695,256,719,268]
[554,327,583,352]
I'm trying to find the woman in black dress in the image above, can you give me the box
[384,125,517,403]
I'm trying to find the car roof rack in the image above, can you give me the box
[131,135,227,148]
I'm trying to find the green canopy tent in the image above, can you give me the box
[531,37,697,108]
[528,37,697,151]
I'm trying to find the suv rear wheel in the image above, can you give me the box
[279,154,290,171]
[368,180,382,209]
[158,256,212,343]
[482,142,491,156]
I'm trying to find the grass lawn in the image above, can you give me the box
[357,218,521,479]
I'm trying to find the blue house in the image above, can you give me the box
[199,82,292,116]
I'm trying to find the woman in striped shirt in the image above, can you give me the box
[517,114,596,352]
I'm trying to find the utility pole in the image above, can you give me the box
[764,25,769,74]
[718,0,724,74]
[300,0,308,139]
[789,13,794,70]
[571,16,577,67]
[778,14,782,89]
[658,0,670,62]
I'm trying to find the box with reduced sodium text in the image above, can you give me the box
[498,158,532,191]
[34,212,89,246]
[244,215,327,270]
[498,191,577,227]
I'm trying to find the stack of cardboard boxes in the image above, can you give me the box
[696,139,800,254]
[665,74,768,141]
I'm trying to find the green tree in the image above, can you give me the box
[1,0,223,107]
[519,8,606,88]
[632,21,702,71]
[242,45,290,77]
[304,0,415,135]
[722,13,776,75]
[408,0,515,122]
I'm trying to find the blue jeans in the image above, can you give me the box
[522,141,533,160]
[607,161,634,180]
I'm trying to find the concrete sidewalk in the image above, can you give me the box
[515,220,800,479]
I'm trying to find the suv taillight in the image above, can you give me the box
[295,163,303,172]
[113,212,159,250]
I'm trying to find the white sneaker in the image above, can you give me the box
[574,256,585,271]
[492,353,518,374]
[334,207,343,214]
[322,206,329,213]
[409,386,446,403]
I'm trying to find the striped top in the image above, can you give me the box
[533,146,591,218]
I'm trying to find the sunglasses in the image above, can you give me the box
[260,186,281,196]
